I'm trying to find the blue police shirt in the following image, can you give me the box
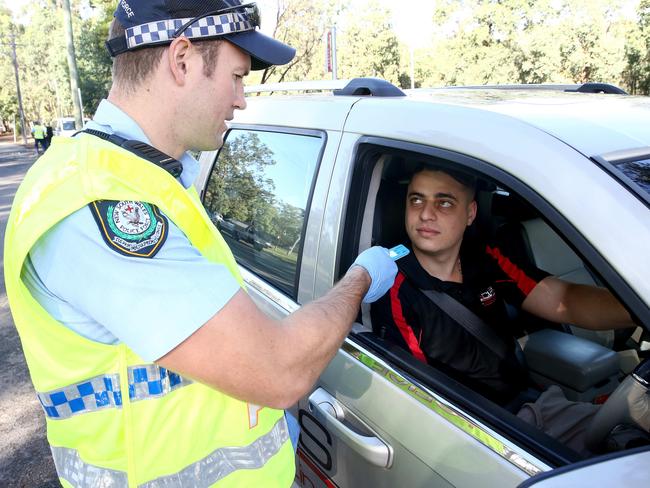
[21,99,242,362]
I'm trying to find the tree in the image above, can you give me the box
[204,132,277,224]
[18,3,70,125]
[417,0,634,89]
[75,0,113,114]
[624,0,650,95]
[0,7,22,133]
[62,0,83,127]
[256,0,345,84]
[337,0,401,84]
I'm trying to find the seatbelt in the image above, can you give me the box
[418,288,509,360]
[79,129,184,178]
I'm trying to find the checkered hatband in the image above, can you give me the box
[126,12,254,50]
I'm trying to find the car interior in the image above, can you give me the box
[344,147,650,462]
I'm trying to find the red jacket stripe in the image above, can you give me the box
[390,272,428,363]
[486,245,537,295]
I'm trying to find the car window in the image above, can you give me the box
[613,158,650,194]
[62,121,75,130]
[341,141,650,464]
[203,129,323,298]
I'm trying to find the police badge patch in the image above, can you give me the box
[90,200,168,258]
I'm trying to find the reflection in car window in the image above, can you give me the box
[203,129,323,297]
[614,158,650,194]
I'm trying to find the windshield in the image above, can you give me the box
[62,121,75,130]
[614,158,650,194]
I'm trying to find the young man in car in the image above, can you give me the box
[371,166,634,455]
[5,1,397,485]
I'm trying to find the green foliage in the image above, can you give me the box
[258,0,345,84]
[204,131,277,224]
[2,0,649,128]
[0,6,19,128]
[0,0,114,126]
[337,0,401,83]
[204,131,307,250]
[76,1,113,113]
[624,0,650,94]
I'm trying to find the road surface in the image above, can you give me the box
[0,135,58,487]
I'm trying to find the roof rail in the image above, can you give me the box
[244,77,405,97]
[244,79,349,94]
[568,83,628,95]
[333,78,406,97]
[438,83,628,94]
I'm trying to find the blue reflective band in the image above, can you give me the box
[37,365,192,420]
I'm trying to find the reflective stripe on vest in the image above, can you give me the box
[38,365,192,419]
[53,416,289,487]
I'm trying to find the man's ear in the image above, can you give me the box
[467,200,477,227]
[168,37,193,86]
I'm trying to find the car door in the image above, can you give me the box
[292,132,556,488]
[298,122,650,487]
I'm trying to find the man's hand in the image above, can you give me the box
[352,246,398,303]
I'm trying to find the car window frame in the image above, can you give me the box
[202,125,328,300]
[591,149,650,209]
[337,135,650,467]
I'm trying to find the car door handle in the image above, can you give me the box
[308,388,393,468]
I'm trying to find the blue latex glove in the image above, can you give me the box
[352,246,398,303]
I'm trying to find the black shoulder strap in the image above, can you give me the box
[79,129,183,178]
[418,288,509,360]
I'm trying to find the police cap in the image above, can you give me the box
[106,0,295,70]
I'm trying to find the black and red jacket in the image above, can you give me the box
[370,241,549,405]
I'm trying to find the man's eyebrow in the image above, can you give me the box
[407,191,458,201]
[435,192,458,201]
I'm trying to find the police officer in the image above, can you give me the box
[4,1,397,486]
[31,120,46,154]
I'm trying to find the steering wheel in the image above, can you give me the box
[585,358,650,452]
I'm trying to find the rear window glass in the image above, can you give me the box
[614,158,650,194]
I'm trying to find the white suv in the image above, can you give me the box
[195,79,650,487]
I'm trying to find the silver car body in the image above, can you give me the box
[195,84,650,487]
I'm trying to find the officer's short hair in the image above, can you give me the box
[109,19,222,92]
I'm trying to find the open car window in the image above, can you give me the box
[341,140,650,467]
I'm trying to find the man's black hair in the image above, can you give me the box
[409,163,478,200]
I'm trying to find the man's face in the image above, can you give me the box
[405,170,477,258]
[188,41,250,151]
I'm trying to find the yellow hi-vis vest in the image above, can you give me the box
[33,124,46,139]
[4,135,295,487]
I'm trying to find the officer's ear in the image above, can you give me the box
[168,36,193,86]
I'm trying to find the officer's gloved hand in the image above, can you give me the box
[352,246,398,303]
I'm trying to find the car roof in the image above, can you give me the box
[239,86,650,158]
[406,88,650,157]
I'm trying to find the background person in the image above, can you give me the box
[4,1,397,486]
[31,120,46,154]
[44,123,53,150]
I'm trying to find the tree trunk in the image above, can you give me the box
[62,0,84,129]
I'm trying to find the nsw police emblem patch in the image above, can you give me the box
[89,200,168,258]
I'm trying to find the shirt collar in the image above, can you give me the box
[86,99,199,189]
[400,245,479,291]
